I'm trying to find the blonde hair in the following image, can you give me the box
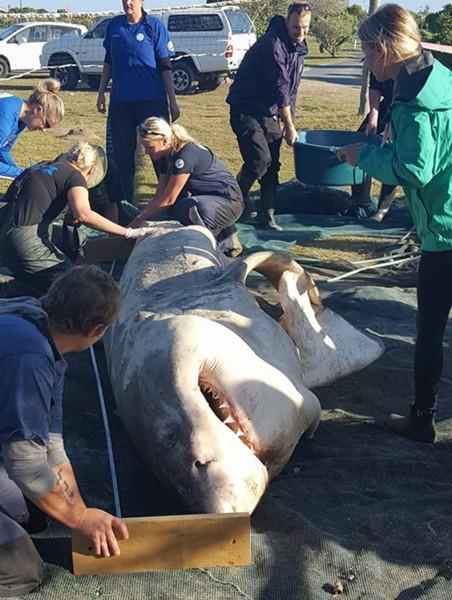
[358,4,421,63]
[27,78,64,126]
[139,117,195,151]
[64,141,100,170]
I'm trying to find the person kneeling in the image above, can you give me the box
[130,117,244,257]
[0,266,129,597]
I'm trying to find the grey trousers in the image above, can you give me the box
[0,223,72,297]
[0,463,43,597]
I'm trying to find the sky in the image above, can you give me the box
[3,0,448,15]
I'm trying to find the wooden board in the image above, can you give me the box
[83,236,135,264]
[72,512,251,575]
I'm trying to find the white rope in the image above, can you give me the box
[89,344,122,518]
[351,251,420,265]
[0,51,234,82]
[327,254,420,283]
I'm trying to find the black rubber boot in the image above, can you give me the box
[259,186,283,231]
[237,168,258,219]
[384,405,437,443]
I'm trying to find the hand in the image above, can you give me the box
[125,226,153,239]
[284,124,298,146]
[76,508,129,558]
[365,116,378,136]
[170,101,180,122]
[336,143,363,166]
[97,92,106,114]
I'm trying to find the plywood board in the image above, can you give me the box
[83,236,135,264]
[72,512,251,575]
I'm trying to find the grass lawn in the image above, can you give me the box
[0,68,363,201]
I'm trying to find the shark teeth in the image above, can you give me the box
[235,429,245,438]
[223,415,235,425]
[218,402,228,409]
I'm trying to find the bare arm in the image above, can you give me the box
[35,462,128,557]
[130,172,189,226]
[68,186,127,236]
[3,440,129,557]
[96,62,112,114]
[279,105,297,146]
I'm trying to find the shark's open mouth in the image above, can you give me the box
[198,371,260,460]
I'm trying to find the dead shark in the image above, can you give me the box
[104,222,383,513]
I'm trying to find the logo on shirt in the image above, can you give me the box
[175,158,184,169]
[136,33,145,42]
[168,41,174,52]
[41,166,58,176]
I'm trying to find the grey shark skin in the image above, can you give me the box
[104,222,383,514]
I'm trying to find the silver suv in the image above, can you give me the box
[40,7,256,94]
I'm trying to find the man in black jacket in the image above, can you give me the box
[227,2,311,230]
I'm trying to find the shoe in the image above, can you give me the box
[259,184,283,231]
[260,210,283,231]
[383,405,437,443]
[224,232,243,258]
[370,207,390,222]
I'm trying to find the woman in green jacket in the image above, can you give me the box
[338,3,452,443]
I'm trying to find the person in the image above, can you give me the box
[0,141,151,298]
[351,72,397,222]
[0,79,64,180]
[130,117,244,256]
[96,0,180,203]
[0,265,129,597]
[337,4,452,443]
[226,2,311,231]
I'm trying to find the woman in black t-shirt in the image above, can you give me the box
[130,117,244,257]
[0,142,151,297]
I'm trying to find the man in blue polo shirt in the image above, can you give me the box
[0,266,129,596]
[96,0,180,203]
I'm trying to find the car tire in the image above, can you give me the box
[50,65,79,91]
[0,57,10,79]
[86,75,101,90]
[198,76,225,92]
[172,60,198,95]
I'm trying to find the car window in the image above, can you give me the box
[225,10,255,34]
[48,26,81,40]
[87,18,112,39]
[16,25,49,43]
[168,14,223,32]
[0,24,23,41]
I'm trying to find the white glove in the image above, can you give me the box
[124,227,152,239]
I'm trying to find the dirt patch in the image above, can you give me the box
[292,236,399,263]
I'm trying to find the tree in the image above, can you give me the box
[310,10,356,57]
[425,4,452,45]
[347,4,367,21]
[358,0,380,115]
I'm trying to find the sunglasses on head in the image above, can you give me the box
[287,3,312,15]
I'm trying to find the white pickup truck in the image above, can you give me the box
[40,6,256,94]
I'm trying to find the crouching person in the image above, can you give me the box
[0,266,129,596]
[0,142,149,298]
[130,117,244,257]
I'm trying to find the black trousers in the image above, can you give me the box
[415,250,452,410]
[230,109,282,188]
[109,99,169,203]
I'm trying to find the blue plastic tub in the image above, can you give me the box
[294,130,381,186]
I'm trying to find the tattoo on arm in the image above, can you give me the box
[56,468,75,503]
